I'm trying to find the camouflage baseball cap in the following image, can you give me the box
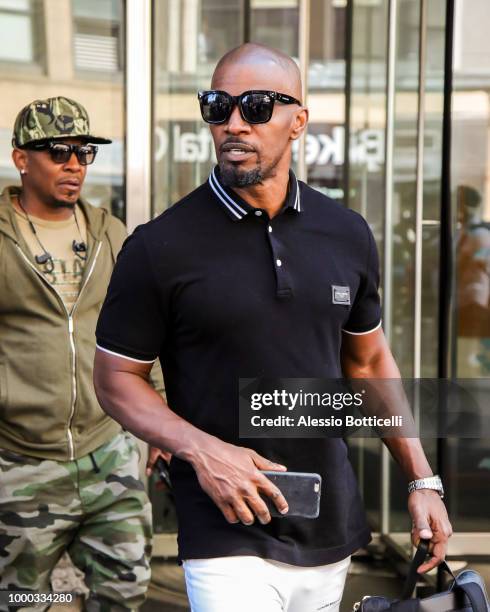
[12,96,112,148]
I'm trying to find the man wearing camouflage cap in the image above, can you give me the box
[0,97,159,610]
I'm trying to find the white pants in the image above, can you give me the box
[183,555,351,612]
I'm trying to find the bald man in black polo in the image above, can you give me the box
[94,44,452,612]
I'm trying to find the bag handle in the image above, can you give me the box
[455,581,488,612]
[400,539,455,600]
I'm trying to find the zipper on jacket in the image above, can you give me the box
[67,315,76,459]
[15,241,103,460]
[65,242,102,459]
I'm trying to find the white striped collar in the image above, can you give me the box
[208,166,302,221]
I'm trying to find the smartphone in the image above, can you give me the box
[260,471,322,519]
[155,456,172,489]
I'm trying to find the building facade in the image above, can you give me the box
[0,0,489,558]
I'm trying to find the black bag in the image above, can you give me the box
[353,541,490,612]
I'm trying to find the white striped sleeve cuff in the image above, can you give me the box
[342,320,382,336]
[96,344,157,364]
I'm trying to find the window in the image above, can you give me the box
[154,0,244,93]
[0,0,125,221]
[72,0,123,74]
[0,0,43,65]
[250,0,299,59]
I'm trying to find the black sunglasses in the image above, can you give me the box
[27,141,98,165]
[198,90,302,125]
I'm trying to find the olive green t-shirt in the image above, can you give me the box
[15,205,88,312]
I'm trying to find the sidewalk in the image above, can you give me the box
[48,553,490,611]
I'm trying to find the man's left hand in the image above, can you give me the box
[408,489,453,573]
[146,446,171,477]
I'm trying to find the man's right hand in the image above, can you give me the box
[189,438,289,526]
[93,350,288,525]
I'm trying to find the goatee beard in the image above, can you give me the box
[219,163,263,187]
[54,200,77,209]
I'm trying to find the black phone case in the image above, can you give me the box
[260,471,322,519]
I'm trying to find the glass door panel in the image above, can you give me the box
[250,0,299,57]
[347,0,447,545]
[347,0,389,533]
[152,0,245,217]
[152,0,301,217]
[306,0,347,204]
[448,0,490,535]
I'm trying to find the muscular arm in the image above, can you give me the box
[94,350,198,455]
[93,349,289,525]
[340,329,453,572]
[341,329,433,480]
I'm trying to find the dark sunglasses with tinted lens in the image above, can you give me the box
[198,90,301,125]
[27,141,98,165]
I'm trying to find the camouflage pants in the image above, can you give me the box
[0,432,152,611]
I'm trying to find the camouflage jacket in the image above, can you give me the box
[0,186,125,461]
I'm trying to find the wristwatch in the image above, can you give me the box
[408,475,444,498]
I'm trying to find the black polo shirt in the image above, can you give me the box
[96,167,382,566]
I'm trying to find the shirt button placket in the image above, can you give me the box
[266,223,292,300]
